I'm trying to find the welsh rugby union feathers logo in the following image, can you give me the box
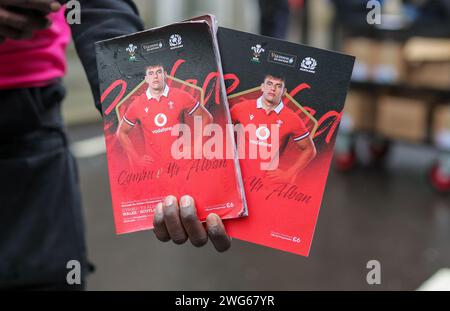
[126,44,138,61]
[251,44,265,63]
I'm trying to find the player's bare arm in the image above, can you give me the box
[291,135,316,171]
[186,103,213,158]
[153,195,231,252]
[194,103,213,130]
[117,119,154,166]
[267,135,316,184]
[191,104,213,125]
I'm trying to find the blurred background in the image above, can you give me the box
[64,0,450,290]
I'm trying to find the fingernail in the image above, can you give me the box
[51,2,61,11]
[165,196,174,207]
[180,196,191,208]
[207,214,219,226]
[156,202,163,215]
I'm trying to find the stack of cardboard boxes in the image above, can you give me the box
[343,37,450,145]
[375,95,430,143]
[344,38,405,84]
[404,38,450,90]
[342,90,376,132]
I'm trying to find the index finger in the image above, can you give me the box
[179,195,208,247]
[163,195,188,245]
[2,0,61,14]
[206,214,231,252]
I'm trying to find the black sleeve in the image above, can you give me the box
[59,0,145,113]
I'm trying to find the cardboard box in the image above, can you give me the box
[404,38,450,63]
[343,90,377,131]
[404,38,450,90]
[407,62,450,90]
[375,95,429,143]
[343,37,376,82]
[432,104,450,149]
[371,40,406,83]
[343,38,406,83]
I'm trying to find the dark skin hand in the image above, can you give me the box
[0,0,61,43]
[153,195,232,252]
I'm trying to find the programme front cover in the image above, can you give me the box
[95,20,247,234]
[218,27,355,256]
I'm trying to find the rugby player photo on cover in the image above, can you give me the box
[230,73,317,184]
[218,27,355,256]
[95,20,247,235]
[117,63,213,168]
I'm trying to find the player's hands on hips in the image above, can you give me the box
[153,195,231,252]
[135,155,154,167]
[0,0,61,43]
[266,168,296,184]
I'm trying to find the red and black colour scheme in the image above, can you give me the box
[218,27,355,256]
[94,20,247,234]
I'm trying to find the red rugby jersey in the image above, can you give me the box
[230,96,309,171]
[124,85,200,160]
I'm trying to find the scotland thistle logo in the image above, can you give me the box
[126,44,138,61]
[169,34,183,49]
[251,44,265,63]
[300,57,317,73]
[169,34,182,47]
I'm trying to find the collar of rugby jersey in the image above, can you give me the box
[256,96,284,114]
[146,84,170,101]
